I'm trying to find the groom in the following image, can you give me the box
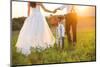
[55,5,77,45]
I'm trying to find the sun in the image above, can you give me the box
[76,6,87,12]
[75,6,88,16]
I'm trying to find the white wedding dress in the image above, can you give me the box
[16,4,55,56]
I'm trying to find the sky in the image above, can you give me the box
[12,1,95,18]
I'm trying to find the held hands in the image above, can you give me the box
[52,8,61,13]
[56,8,61,10]
[52,9,57,13]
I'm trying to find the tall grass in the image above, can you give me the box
[11,30,96,65]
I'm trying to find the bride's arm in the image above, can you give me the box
[28,2,30,16]
[40,4,56,13]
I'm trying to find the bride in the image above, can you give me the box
[16,2,56,56]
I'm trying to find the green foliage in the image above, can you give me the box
[12,17,52,31]
[12,17,26,31]
[11,30,96,65]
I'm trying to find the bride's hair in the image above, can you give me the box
[30,2,36,8]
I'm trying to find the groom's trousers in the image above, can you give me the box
[65,12,77,43]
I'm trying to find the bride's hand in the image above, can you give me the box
[52,8,61,13]
[52,9,58,13]
[55,8,61,11]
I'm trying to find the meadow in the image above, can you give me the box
[11,30,96,65]
[11,16,96,66]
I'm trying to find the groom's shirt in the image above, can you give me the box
[58,5,74,14]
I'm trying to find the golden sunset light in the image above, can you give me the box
[12,2,95,18]
[76,6,87,12]
[75,6,95,16]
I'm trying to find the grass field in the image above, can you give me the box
[11,29,96,65]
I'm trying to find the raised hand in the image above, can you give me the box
[52,9,57,13]
[53,8,61,13]
[56,8,61,10]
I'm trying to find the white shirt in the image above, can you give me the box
[58,5,73,14]
[56,23,65,38]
